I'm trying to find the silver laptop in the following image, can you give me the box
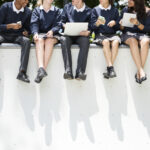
[64,22,88,36]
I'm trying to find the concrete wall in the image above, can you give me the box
[0,43,150,150]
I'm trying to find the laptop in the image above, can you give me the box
[64,22,88,36]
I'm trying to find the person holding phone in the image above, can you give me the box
[30,0,61,83]
[120,0,150,84]
[0,0,31,83]
[60,0,91,81]
[91,0,120,79]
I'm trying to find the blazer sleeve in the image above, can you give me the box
[30,8,40,35]
[51,8,62,34]
[90,8,99,31]
[0,3,8,32]
[23,9,32,34]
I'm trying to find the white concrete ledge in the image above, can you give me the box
[0,44,150,150]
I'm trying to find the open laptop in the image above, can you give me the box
[64,22,88,36]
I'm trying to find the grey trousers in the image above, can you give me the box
[60,36,90,74]
[0,34,31,73]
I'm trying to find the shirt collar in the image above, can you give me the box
[74,3,86,12]
[40,5,55,12]
[99,4,111,11]
[12,1,24,14]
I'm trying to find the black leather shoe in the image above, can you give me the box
[63,71,74,80]
[140,74,147,84]
[109,66,116,78]
[17,72,30,83]
[135,73,141,84]
[103,66,116,79]
[103,71,109,79]
[75,72,87,80]
[34,67,47,83]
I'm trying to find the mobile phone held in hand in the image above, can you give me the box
[17,21,22,25]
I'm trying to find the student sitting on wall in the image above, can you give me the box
[91,0,120,79]
[60,0,91,81]
[30,0,61,83]
[120,0,150,84]
[0,0,31,83]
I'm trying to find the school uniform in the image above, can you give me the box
[30,5,61,39]
[120,7,150,42]
[0,1,31,75]
[91,4,121,44]
[60,3,91,77]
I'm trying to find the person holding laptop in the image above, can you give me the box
[0,0,31,83]
[60,0,91,80]
[120,0,150,84]
[30,0,61,83]
[91,0,120,79]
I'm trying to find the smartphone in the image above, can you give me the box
[17,21,22,25]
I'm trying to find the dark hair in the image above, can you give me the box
[129,0,146,20]
[134,0,146,19]
[109,0,114,6]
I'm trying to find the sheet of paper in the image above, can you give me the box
[64,23,88,36]
[122,13,137,28]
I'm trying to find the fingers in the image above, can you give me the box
[107,21,115,27]
[34,34,39,41]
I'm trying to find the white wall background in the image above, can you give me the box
[0,44,150,150]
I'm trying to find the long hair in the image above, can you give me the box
[134,0,146,19]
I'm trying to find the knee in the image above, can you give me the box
[112,40,119,46]
[128,38,138,46]
[60,36,69,44]
[46,38,57,45]
[23,37,30,44]
[102,39,110,46]
[141,38,150,46]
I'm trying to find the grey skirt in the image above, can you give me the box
[93,33,121,45]
[38,33,60,40]
[121,32,150,43]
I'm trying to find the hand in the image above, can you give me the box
[107,20,116,27]
[130,18,139,25]
[95,18,106,27]
[46,30,53,38]
[8,23,22,30]
[80,31,90,37]
[63,24,66,29]
[33,33,39,41]
[23,31,28,37]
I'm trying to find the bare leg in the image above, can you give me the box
[102,39,112,66]
[125,38,145,78]
[35,38,45,68]
[140,38,149,68]
[111,40,119,65]
[44,38,58,69]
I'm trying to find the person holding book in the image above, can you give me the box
[120,0,150,84]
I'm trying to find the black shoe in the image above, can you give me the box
[135,73,141,84]
[140,74,147,84]
[63,71,74,80]
[103,66,116,79]
[75,72,87,80]
[17,72,30,83]
[103,71,109,79]
[109,66,116,78]
[34,67,47,83]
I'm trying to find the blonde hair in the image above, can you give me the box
[37,0,43,6]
